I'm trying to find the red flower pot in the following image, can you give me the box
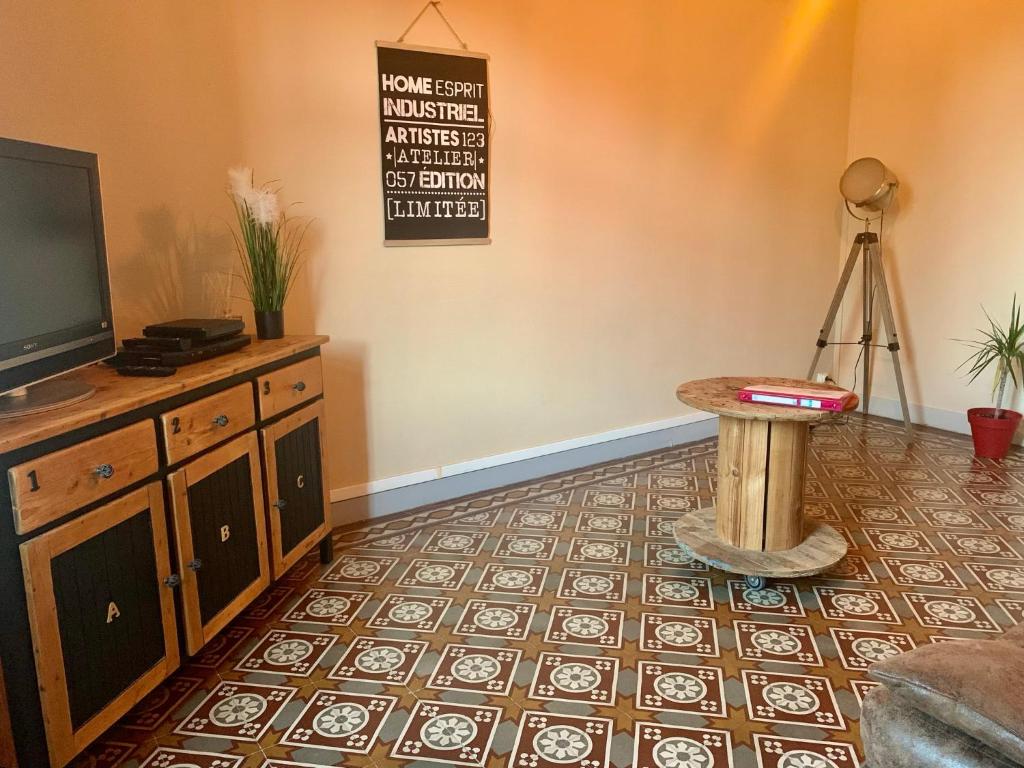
[967,407,1022,459]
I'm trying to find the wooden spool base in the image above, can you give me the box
[674,508,847,586]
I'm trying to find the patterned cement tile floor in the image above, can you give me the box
[73,414,1024,768]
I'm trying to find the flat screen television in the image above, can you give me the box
[0,137,115,418]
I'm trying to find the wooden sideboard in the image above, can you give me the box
[0,335,332,768]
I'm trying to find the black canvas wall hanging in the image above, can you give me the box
[376,41,490,246]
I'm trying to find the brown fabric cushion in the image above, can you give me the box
[1004,623,1024,647]
[869,636,1024,765]
[862,686,1021,768]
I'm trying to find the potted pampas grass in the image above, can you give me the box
[957,295,1024,459]
[228,167,308,340]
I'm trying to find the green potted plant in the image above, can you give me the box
[956,295,1024,459]
[228,167,307,340]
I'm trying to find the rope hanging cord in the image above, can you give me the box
[391,0,495,139]
[397,0,469,50]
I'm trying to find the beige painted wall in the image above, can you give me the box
[837,0,1024,432]
[0,1,858,491]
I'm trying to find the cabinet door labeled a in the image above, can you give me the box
[261,400,330,579]
[20,483,179,768]
[169,432,269,655]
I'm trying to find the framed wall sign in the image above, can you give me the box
[376,41,490,246]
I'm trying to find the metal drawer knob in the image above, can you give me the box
[94,464,115,479]
[212,414,229,427]
[273,499,287,510]
[293,381,306,392]
[187,559,203,571]
[164,574,181,588]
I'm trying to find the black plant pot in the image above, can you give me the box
[254,310,284,340]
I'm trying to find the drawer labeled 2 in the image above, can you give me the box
[160,383,255,465]
[9,420,159,535]
[20,484,178,768]
[168,432,269,655]
[256,356,323,420]
[261,401,330,578]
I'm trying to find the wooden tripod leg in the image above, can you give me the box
[808,236,864,379]
[867,243,913,433]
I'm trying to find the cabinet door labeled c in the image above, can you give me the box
[169,432,270,655]
[20,483,178,768]
[262,401,330,579]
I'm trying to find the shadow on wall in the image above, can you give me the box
[322,342,369,527]
[114,206,236,335]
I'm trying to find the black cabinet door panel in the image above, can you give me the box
[261,401,330,578]
[187,453,261,624]
[20,483,178,768]
[52,508,165,729]
[275,418,326,555]
[170,432,269,655]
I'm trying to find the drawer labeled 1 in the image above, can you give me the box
[168,432,270,655]
[9,420,159,535]
[261,401,331,578]
[20,483,179,768]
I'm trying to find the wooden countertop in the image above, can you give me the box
[677,376,859,422]
[0,335,329,454]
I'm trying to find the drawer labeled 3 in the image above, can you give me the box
[19,483,179,768]
[9,420,159,535]
[256,356,323,420]
[261,401,331,578]
[160,383,255,465]
[168,432,269,655]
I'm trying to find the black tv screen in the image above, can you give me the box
[0,138,114,396]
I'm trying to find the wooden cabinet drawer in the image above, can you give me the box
[9,421,159,535]
[168,432,269,655]
[20,484,178,768]
[257,356,323,420]
[261,401,330,579]
[160,383,255,465]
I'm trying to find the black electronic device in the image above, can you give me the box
[0,137,115,418]
[110,334,252,369]
[115,365,178,377]
[143,318,244,342]
[122,336,193,352]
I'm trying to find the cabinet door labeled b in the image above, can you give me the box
[169,432,270,655]
[262,400,330,578]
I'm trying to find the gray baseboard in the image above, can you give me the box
[331,416,719,526]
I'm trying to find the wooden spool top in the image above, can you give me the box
[676,376,859,422]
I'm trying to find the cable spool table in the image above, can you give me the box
[674,377,858,589]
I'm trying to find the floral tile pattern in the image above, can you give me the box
[233,630,336,676]
[282,588,369,626]
[528,651,619,704]
[636,661,726,716]
[174,682,296,741]
[390,700,502,767]
[734,621,822,666]
[455,598,537,640]
[510,711,613,768]
[427,644,521,694]
[278,690,396,754]
[86,417,1024,768]
[544,606,625,648]
[327,636,427,684]
[394,558,472,590]
[633,723,733,768]
[639,613,719,656]
[556,568,629,602]
[365,594,452,632]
